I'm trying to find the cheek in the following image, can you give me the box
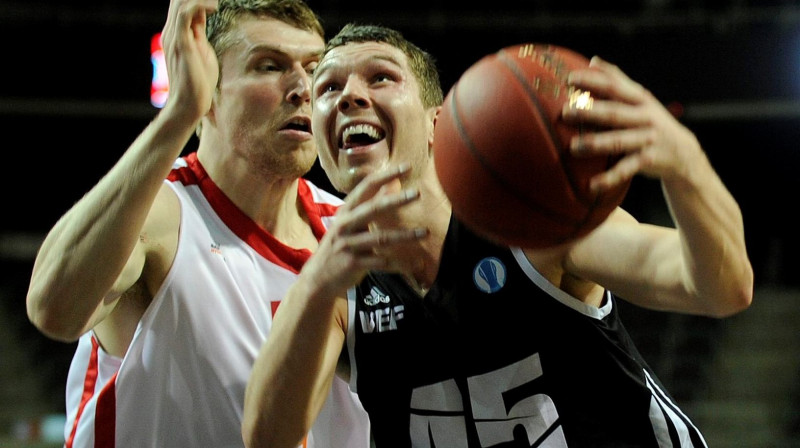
[311,101,334,147]
[318,152,334,174]
[318,154,348,193]
[230,80,282,109]
[311,117,326,142]
[311,99,331,126]
[398,112,430,145]
[248,89,282,114]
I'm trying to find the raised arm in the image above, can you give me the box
[26,0,219,342]
[242,166,427,448]
[559,56,753,317]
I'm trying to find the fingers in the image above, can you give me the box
[345,227,429,256]
[158,0,220,120]
[563,58,655,133]
[162,0,217,52]
[562,58,667,156]
[586,153,644,193]
[304,210,427,299]
[562,97,651,131]
[329,164,429,273]
[569,127,656,157]
[560,58,663,192]
[336,226,429,277]
[568,56,651,106]
[559,56,705,192]
[337,164,415,228]
[189,0,218,40]
[339,186,421,236]
[344,164,412,210]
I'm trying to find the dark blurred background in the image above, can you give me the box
[1,1,798,446]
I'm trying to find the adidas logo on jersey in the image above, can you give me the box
[364,286,391,306]
[210,242,222,255]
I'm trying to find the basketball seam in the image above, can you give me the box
[448,78,574,228]
[497,47,601,240]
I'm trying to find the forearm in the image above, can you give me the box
[26,108,198,340]
[663,149,753,317]
[243,279,346,448]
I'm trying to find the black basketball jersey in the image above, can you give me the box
[345,216,707,447]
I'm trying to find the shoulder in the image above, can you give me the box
[147,183,181,237]
[139,183,181,287]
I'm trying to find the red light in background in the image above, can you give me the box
[151,33,168,108]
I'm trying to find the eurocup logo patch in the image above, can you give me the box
[473,257,506,294]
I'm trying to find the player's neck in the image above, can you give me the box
[404,271,430,297]
[390,222,444,297]
[200,150,316,249]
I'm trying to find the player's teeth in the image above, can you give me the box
[343,124,381,142]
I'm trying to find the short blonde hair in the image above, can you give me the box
[196,0,325,138]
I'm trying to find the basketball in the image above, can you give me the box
[433,43,632,249]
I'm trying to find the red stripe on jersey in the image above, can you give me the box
[298,177,338,241]
[168,153,338,274]
[94,371,118,447]
[65,335,101,448]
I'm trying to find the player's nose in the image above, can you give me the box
[338,75,370,112]
[287,65,312,104]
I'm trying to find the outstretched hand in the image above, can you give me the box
[299,165,429,299]
[563,57,703,193]
[160,0,220,121]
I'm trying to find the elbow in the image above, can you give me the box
[28,311,83,343]
[727,268,755,317]
[708,264,755,319]
[726,261,755,316]
[26,291,84,342]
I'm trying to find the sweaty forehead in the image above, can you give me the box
[227,17,325,59]
[317,41,408,75]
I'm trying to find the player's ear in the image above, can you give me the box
[430,105,442,126]
[427,105,441,153]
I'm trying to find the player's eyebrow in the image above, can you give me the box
[246,43,323,62]
[314,53,404,80]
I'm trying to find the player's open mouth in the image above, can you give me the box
[281,116,312,133]
[339,123,385,150]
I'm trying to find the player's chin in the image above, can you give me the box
[342,163,385,193]
[297,153,319,175]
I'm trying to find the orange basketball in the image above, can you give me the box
[433,43,631,248]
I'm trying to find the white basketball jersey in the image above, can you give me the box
[63,153,370,448]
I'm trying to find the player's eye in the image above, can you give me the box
[256,61,281,72]
[318,82,340,95]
